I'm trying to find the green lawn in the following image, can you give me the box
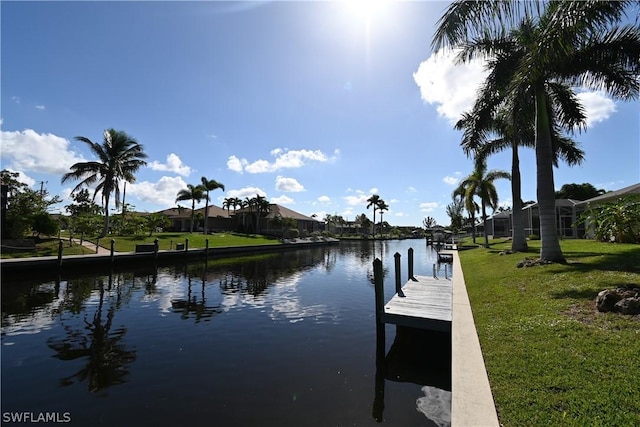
[459,239,640,426]
[1,232,281,258]
[100,232,281,252]
[1,237,95,258]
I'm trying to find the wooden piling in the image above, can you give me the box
[408,248,417,281]
[394,252,404,297]
[57,239,63,267]
[154,238,159,262]
[373,258,384,325]
[110,239,115,264]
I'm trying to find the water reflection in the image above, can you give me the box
[373,325,451,425]
[2,240,449,426]
[47,276,137,392]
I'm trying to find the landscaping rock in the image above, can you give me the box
[516,257,552,268]
[596,289,622,312]
[615,297,640,315]
[596,286,640,315]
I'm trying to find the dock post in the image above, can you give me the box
[184,239,189,259]
[96,238,100,254]
[205,238,209,261]
[373,258,385,325]
[394,252,405,297]
[110,239,115,264]
[433,263,438,279]
[154,238,159,263]
[57,239,63,268]
[408,248,417,281]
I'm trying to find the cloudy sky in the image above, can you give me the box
[1,1,638,227]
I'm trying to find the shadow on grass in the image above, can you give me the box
[550,287,602,300]
[551,282,639,301]
[562,246,640,274]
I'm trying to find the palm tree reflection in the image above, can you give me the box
[47,274,136,392]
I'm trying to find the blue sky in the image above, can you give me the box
[1,1,638,227]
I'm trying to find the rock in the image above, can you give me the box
[596,289,622,312]
[516,257,552,268]
[614,297,640,315]
[596,286,640,314]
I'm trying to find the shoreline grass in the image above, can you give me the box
[459,239,640,426]
[1,232,281,258]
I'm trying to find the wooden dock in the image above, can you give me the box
[382,275,452,332]
[373,255,453,333]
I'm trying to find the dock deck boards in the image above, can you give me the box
[382,275,452,332]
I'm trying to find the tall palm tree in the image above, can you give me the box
[454,17,585,252]
[200,176,225,234]
[61,129,147,237]
[453,182,480,244]
[175,184,205,233]
[222,197,233,216]
[377,200,389,237]
[366,194,381,238]
[434,0,640,262]
[456,159,510,248]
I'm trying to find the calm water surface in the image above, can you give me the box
[1,240,452,427]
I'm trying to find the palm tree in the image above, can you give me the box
[61,129,147,237]
[454,17,587,253]
[456,159,510,248]
[366,194,381,238]
[200,176,225,234]
[453,182,480,244]
[377,200,389,237]
[434,0,640,262]
[175,184,205,233]
[222,197,233,216]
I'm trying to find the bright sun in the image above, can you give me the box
[341,0,391,24]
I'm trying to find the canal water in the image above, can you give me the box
[1,240,452,427]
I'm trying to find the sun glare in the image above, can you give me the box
[341,0,391,24]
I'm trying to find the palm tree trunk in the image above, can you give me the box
[511,141,528,252]
[482,202,489,248]
[102,192,111,237]
[190,200,195,233]
[203,197,209,234]
[535,85,565,262]
[471,213,477,244]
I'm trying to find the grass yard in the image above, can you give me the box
[459,239,640,426]
[1,238,95,258]
[101,232,281,252]
[1,232,281,258]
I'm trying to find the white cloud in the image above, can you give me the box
[420,202,439,212]
[128,176,189,208]
[227,155,247,173]
[576,91,617,127]
[6,168,36,187]
[0,129,86,174]
[148,153,192,176]
[11,96,20,104]
[443,176,459,185]
[317,195,331,203]
[406,186,417,193]
[275,175,305,192]
[35,105,45,110]
[344,194,369,206]
[229,148,337,174]
[369,187,379,194]
[271,195,294,205]
[413,48,489,124]
[227,186,267,200]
